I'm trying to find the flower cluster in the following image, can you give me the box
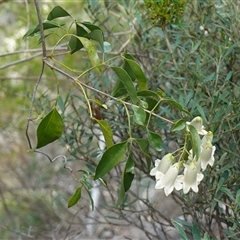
[150,117,216,196]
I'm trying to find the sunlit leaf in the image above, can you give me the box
[148,130,162,151]
[132,106,146,126]
[47,6,71,20]
[94,141,128,180]
[111,67,138,104]
[36,108,63,149]
[79,37,101,71]
[94,118,114,148]
[68,187,82,208]
[172,119,186,132]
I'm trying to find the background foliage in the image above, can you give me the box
[0,0,240,239]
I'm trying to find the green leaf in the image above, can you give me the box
[132,106,146,126]
[172,220,188,240]
[36,108,63,149]
[94,118,114,148]
[165,98,191,115]
[68,187,82,208]
[172,119,186,132]
[188,125,201,159]
[85,29,104,49]
[148,131,162,151]
[47,6,71,20]
[68,23,87,54]
[94,141,128,180]
[79,37,101,71]
[117,155,134,206]
[135,138,149,156]
[192,223,201,240]
[111,67,138,104]
[23,20,64,38]
[124,55,148,90]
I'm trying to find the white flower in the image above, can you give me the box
[181,161,204,194]
[199,25,204,31]
[155,163,183,196]
[187,116,207,135]
[201,131,213,146]
[199,141,216,170]
[150,153,174,176]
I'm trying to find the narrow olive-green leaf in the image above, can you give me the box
[132,106,146,126]
[148,130,162,151]
[188,125,201,159]
[36,108,63,149]
[85,29,104,49]
[79,37,101,71]
[111,67,138,104]
[68,187,82,208]
[124,57,147,90]
[47,6,71,20]
[23,20,64,38]
[94,118,114,148]
[94,141,128,180]
[172,119,186,132]
[137,90,160,98]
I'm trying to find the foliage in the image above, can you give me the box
[1,0,240,239]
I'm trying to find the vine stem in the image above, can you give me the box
[25,0,46,149]
[44,60,173,125]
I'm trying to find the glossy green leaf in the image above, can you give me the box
[124,55,147,90]
[81,22,102,32]
[94,118,114,148]
[36,108,63,149]
[23,20,64,38]
[172,119,186,132]
[68,23,87,54]
[111,67,138,104]
[68,187,82,208]
[117,155,134,206]
[47,6,71,20]
[148,131,162,151]
[94,141,128,180]
[188,125,201,159]
[79,37,101,71]
[132,106,146,126]
[135,138,149,156]
[85,29,104,49]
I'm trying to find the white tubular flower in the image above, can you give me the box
[150,153,174,176]
[181,161,204,194]
[155,163,182,196]
[201,131,213,146]
[187,116,207,135]
[199,140,216,170]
